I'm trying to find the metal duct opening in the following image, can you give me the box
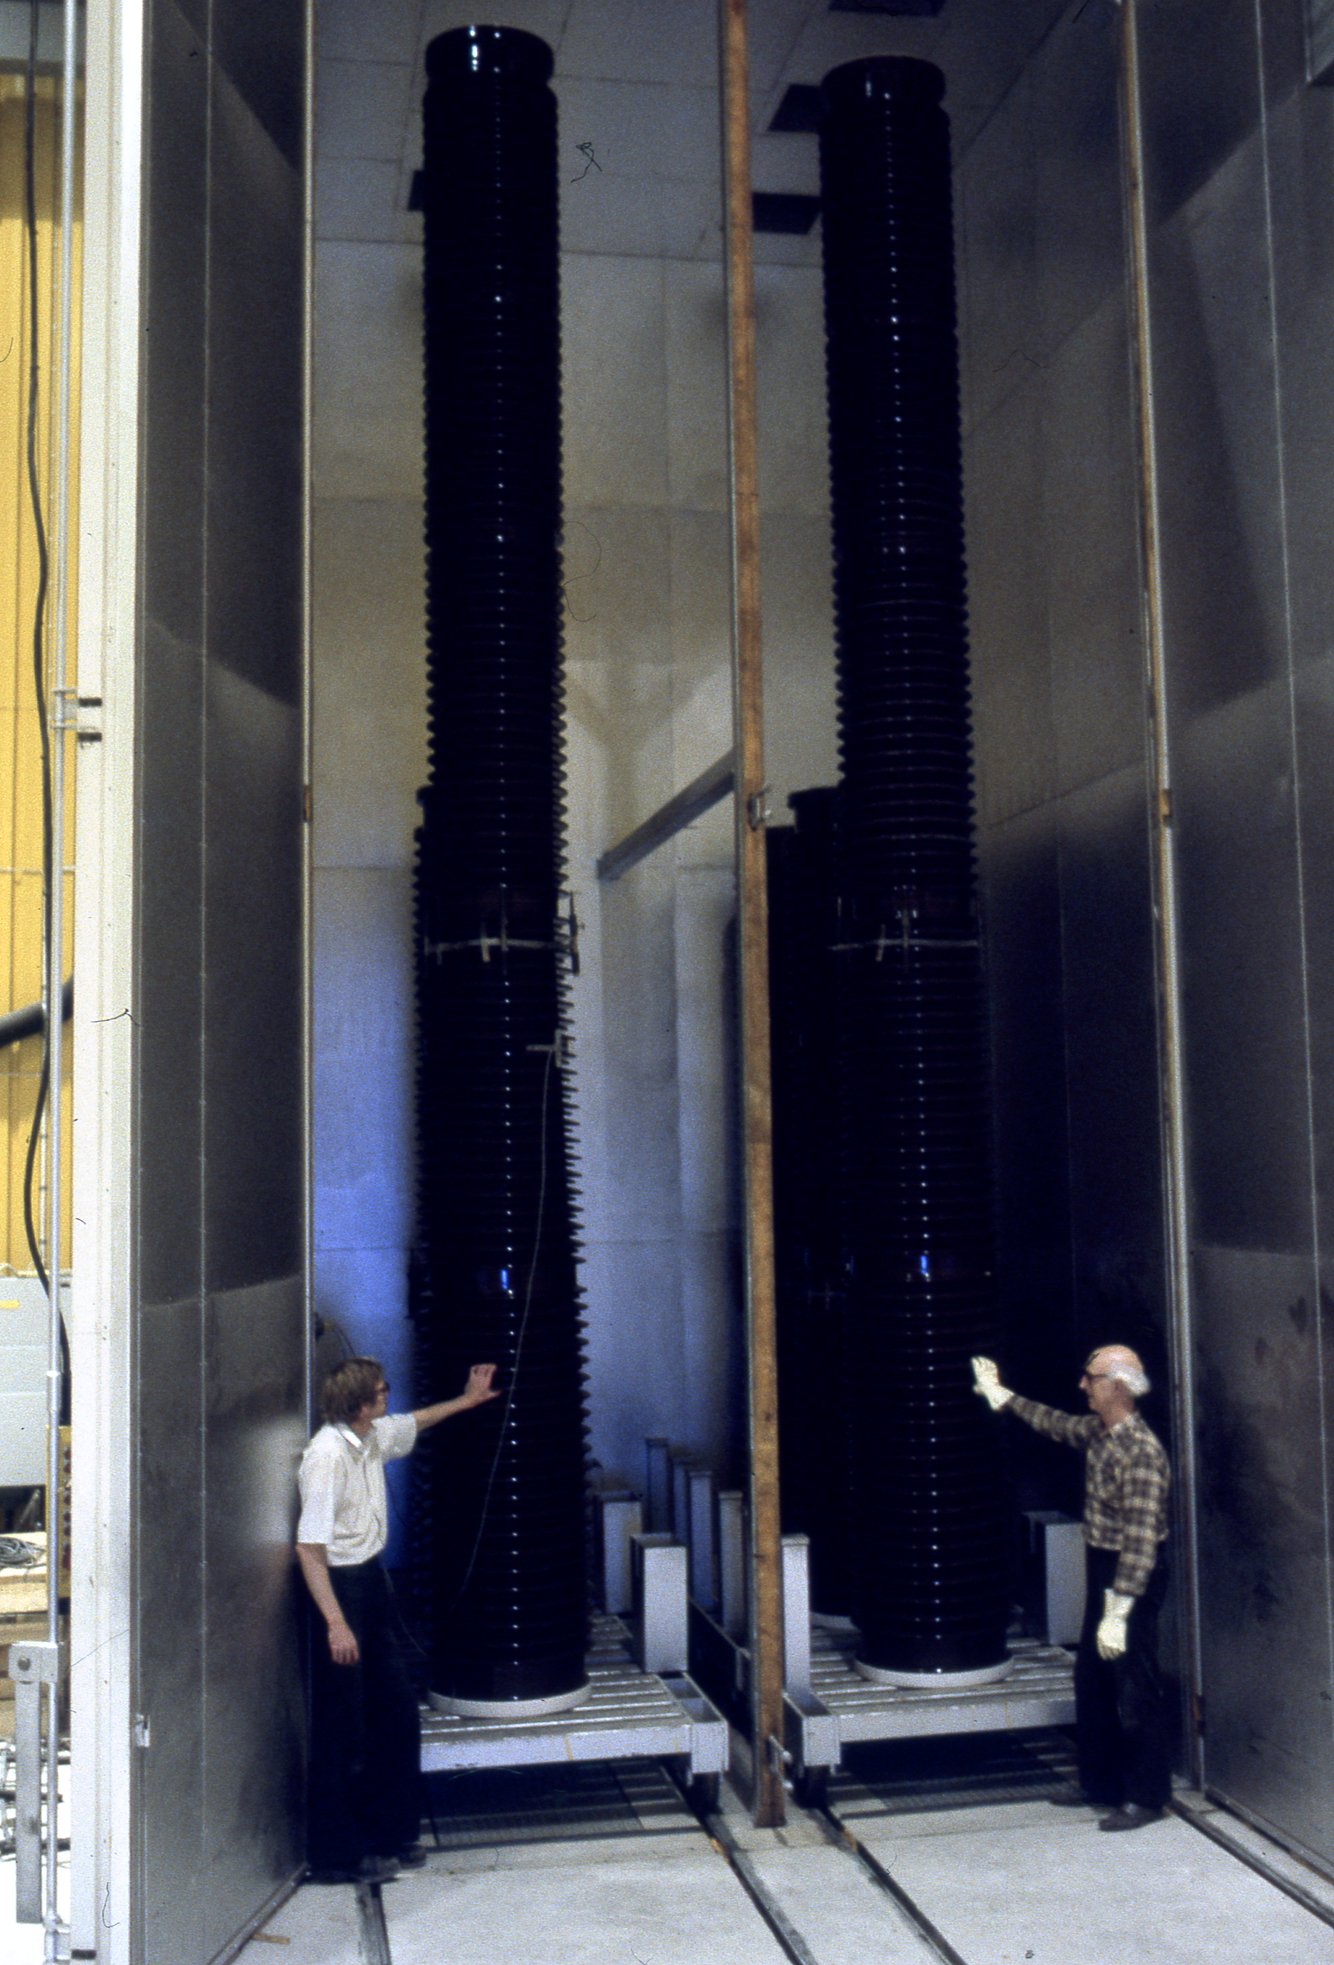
[411,24,589,1715]
[817,55,1009,1683]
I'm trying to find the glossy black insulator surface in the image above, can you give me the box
[412,25,588,1708]
[819,57,1008,1676]
[768,789,856,1615]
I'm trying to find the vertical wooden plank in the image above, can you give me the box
[717,0,785,1828]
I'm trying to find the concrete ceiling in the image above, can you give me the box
[314,0,1076,262]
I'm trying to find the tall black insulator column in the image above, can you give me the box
[412,25,589,1715]
[768,787,856,1615]
[818,57,1009,1682]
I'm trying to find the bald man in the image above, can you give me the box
[972,1347,1170,1831]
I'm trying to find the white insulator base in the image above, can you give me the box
[429,1680,592,1719]
[853,1654,1015,1690]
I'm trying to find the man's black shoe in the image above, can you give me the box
[396,1843,429,1869]
[1098,1803,1164,1832]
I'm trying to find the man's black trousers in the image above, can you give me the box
[1075,1545,1170,1809]
[307,1557,422,1870]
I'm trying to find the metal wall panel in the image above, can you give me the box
[966,379,1054,829]
[1042,294,1144,795]
[1265,81,1334,677]
[1031,1,1125,361]
[138,0,208,1311]
[980,806,1081,1526]
[206,64,304,706]
[1172,686,1313,1253]
[1137,0,1263,224]
[133,1,308,1958]
[1192,1244,1334,1862]
[1149,137,1290,725]
[1058,764,1169,1357]
[1139,0,1334,1865]
[136,1298,205,1964]
[203,665,303,1290]
[1294,657,1334,1259]
[202,1280,306,1962]
[963,0,1164,1552]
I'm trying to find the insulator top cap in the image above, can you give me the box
[426,24,555,87]
[820,55,945,116]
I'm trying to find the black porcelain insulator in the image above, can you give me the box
[819,56,1008,1678]
[414,24,589,1709]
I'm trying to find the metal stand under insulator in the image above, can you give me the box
[412,24,589,1717]
[818,55,1010,1685]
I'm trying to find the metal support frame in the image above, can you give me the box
[1118,0,1205,1782]
[718,0,785,1831]
[776,1533,1074,1794]
[596,753,735,883]
[419,1615,728,1790]
[632,1534,689,1677]
[598,1490,643,1617]
[644,1437,672,1534]
[9,1639,64,1928]
[660,1476,1077,1799]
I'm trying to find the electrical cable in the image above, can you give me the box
[435,1036,560,1630]
[21,0,54,1304]
[19,4,71,1432]
[20,0,70,1431]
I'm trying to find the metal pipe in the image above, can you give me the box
[718,0,785,1830]
[1118,0,1205,1783]
[0,977,72,1052]
[301,0,316,1427]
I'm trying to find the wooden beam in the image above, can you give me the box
[595,752,735,883]
[719,0,785,1829]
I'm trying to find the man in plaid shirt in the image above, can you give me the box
[972,1345,1170,1832]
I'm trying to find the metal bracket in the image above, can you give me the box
[746,785,772,830]
[53,686,103,745]
[9,1639,63,1925]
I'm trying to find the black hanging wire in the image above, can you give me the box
[20,0,71,1422]
[432,1038,560,1630]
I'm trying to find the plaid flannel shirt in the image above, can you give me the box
[1008,1397,1169,1598]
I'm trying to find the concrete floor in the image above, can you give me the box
[5,1753,1333,1962]
[233,1761,1334,1965]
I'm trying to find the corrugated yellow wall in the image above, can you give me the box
[0,75,80,1274]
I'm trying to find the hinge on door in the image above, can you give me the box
[133,1714,151,1750]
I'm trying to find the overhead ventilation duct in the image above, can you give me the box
[817,56,1009,1684]
[411,24,589,1717]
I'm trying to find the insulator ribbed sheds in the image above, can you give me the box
[768,788,857,1615]
[413,24,589,1710]
[819,56,1008,1678]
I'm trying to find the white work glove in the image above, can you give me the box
[971,1356,1013,1412]
[1097,1590,1134,1660]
